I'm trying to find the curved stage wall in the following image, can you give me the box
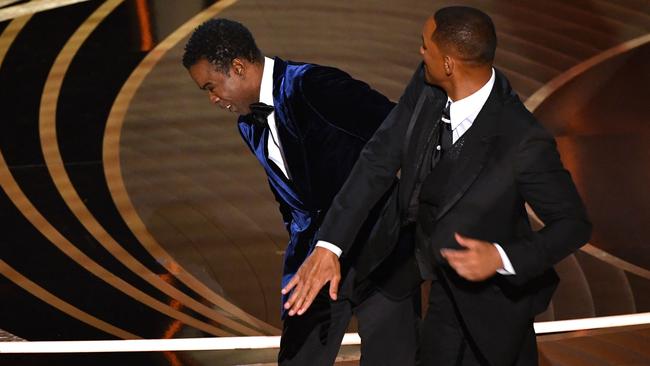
[0,0,648,365]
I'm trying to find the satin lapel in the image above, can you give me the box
[433,92,502,222]
[238,115,266,151]
[399,86,445,210]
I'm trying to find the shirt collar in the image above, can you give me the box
[259,56,275,106]
[447,68,495,130]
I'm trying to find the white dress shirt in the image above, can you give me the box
[259,57,290,179]
[316,69,516,275]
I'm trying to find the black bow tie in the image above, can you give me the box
[249,102,274,126]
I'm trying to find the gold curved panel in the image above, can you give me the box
[0,13,138,340]
[0,137,232,336]
[525,34,650,112]
[0,0,231,338]
[38,0,265,336]
[526,190,650,281]
[0,1,21,9]
[0,0,92,22]
[103,0,279,335]
[0,259,138,339]
[521,32,650,282]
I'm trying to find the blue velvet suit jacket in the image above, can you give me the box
[237,58,394,312]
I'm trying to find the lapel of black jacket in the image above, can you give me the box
[433,71,511,222]
[271,57,313,207]
[399,84,447,213]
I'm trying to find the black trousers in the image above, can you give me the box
[419,280,538,366]
[278,274,419,366]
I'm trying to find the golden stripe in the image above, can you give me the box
[0,259,139,339]
[0,0,231,337]
[0,0,21,9]
[580,244,650,280]
[0,13,137,340]
[0,120,232,336]
[525,34,650,112]
[0,6,28,62]
[0,0,92,22]
[103,0,279,335]
[526,206,650,280]
[523,33,650,279]
[39,0,264,336]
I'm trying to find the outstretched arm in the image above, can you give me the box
[282,65,426,316]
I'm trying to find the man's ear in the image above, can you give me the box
[232,58,245,77]
[444,55,454,76]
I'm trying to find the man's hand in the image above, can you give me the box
[281,247,341,316]
[440,233,503,281]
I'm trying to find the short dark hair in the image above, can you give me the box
[433,6,497,66]
[182,18,262,72]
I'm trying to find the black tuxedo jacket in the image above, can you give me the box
[317,63,592,365]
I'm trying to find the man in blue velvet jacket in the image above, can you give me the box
[182,19,418,366]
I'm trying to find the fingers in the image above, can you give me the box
[283,278,304,312]
[440,248,468,261]
[282,248,342,316]
[287,282,309,316]
[443,252,476,280]
[441,236,480,280]
[291,274,340,315]
[283,267,315,315]
[442,250,467,271]
[442,248,481,267]
[282,267,323,316]
[297,285,322,316]
[287,276,326,316]
[281,274,300,295]
[440,241,497,282]
[454,232,479,249]
[328,274,340,301]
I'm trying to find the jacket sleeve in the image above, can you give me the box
[504,118,592,284]
[299,65,396,141]
[316,64,425,255]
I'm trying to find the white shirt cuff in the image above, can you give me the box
[315,241,342,258]
[494,243,516,275]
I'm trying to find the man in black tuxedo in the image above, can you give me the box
[183,19,417,366]
[283,7,591,365]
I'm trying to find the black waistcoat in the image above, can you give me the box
[415,133,467,279]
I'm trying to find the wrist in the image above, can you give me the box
[315,241,342,257]
[491,244,503,271]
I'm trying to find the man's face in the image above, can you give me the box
[420,16,445,85]
[188,58,252,115]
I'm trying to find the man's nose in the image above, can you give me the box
[209,93,220,104]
